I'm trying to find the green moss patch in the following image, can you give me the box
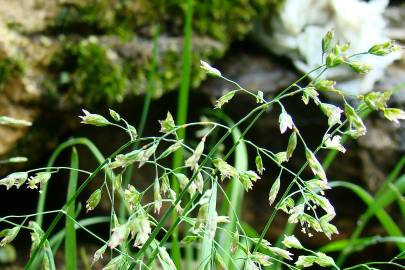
[50,38,127,105]
[0,56,24,88]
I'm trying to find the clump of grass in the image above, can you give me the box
[1,32,404,270]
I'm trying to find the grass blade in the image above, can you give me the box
[320,236,405,253]
[171,0,194,267]
[36,137,130,226]
[65,147,79,270]
[212,111,248,269]
[322,119,365,171]
[79,247,91,270]
[330,180,404,243]
[36,137,106,226]
[333,176,405,266]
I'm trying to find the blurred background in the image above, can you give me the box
[0,0,404,268]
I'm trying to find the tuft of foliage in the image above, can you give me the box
[50,0,116,36]
[50,0,283,43]
[0,56,24,88]
[49,37,127,105]
[48,37,223,105]
[47,0,278,105]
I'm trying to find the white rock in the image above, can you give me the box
[265,0,401,95]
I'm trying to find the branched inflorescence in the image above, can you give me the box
[0,31,404,270]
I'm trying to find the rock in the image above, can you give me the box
[0,0,58,34]
[0,0,276,168]
[253,0,401,96]
[385,2,405,41]
[100,34,225,98]
[0,20,55,156]
[376,3,405,150]
[357,118,400,190]
[378,3,405,104]
[201,51,297,98]
[375,50,405,104]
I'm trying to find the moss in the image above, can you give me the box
[49,37,127,106]
[50,0,116,35]
[185,0,284,43]
[50,0,284,43]
[0,56,25,88]
[46,0,283,106]
[149,43,224,97]
[48,35,225,106]
[122,39,224,99]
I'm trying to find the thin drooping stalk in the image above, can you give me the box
[323,82,404,171]
[253,78,346,257]
[50,216,110,248]
[26,140,135,269]
[36,138,113,226]
[171,0,194,267]
[322,109,370,171]
[65,148,79,270]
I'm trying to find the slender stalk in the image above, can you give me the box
[25,140,135,269]
[36,137,115,226]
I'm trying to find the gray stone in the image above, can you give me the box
[201,52,297,98]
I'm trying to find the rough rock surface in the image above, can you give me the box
[0,0,58,33]
[0,19,56,155]
[201,52,297,98]
[253,0,401,96]
[0,0,254,160]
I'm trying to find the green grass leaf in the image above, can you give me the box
[65,148,79,270]
[171,0,194,267]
